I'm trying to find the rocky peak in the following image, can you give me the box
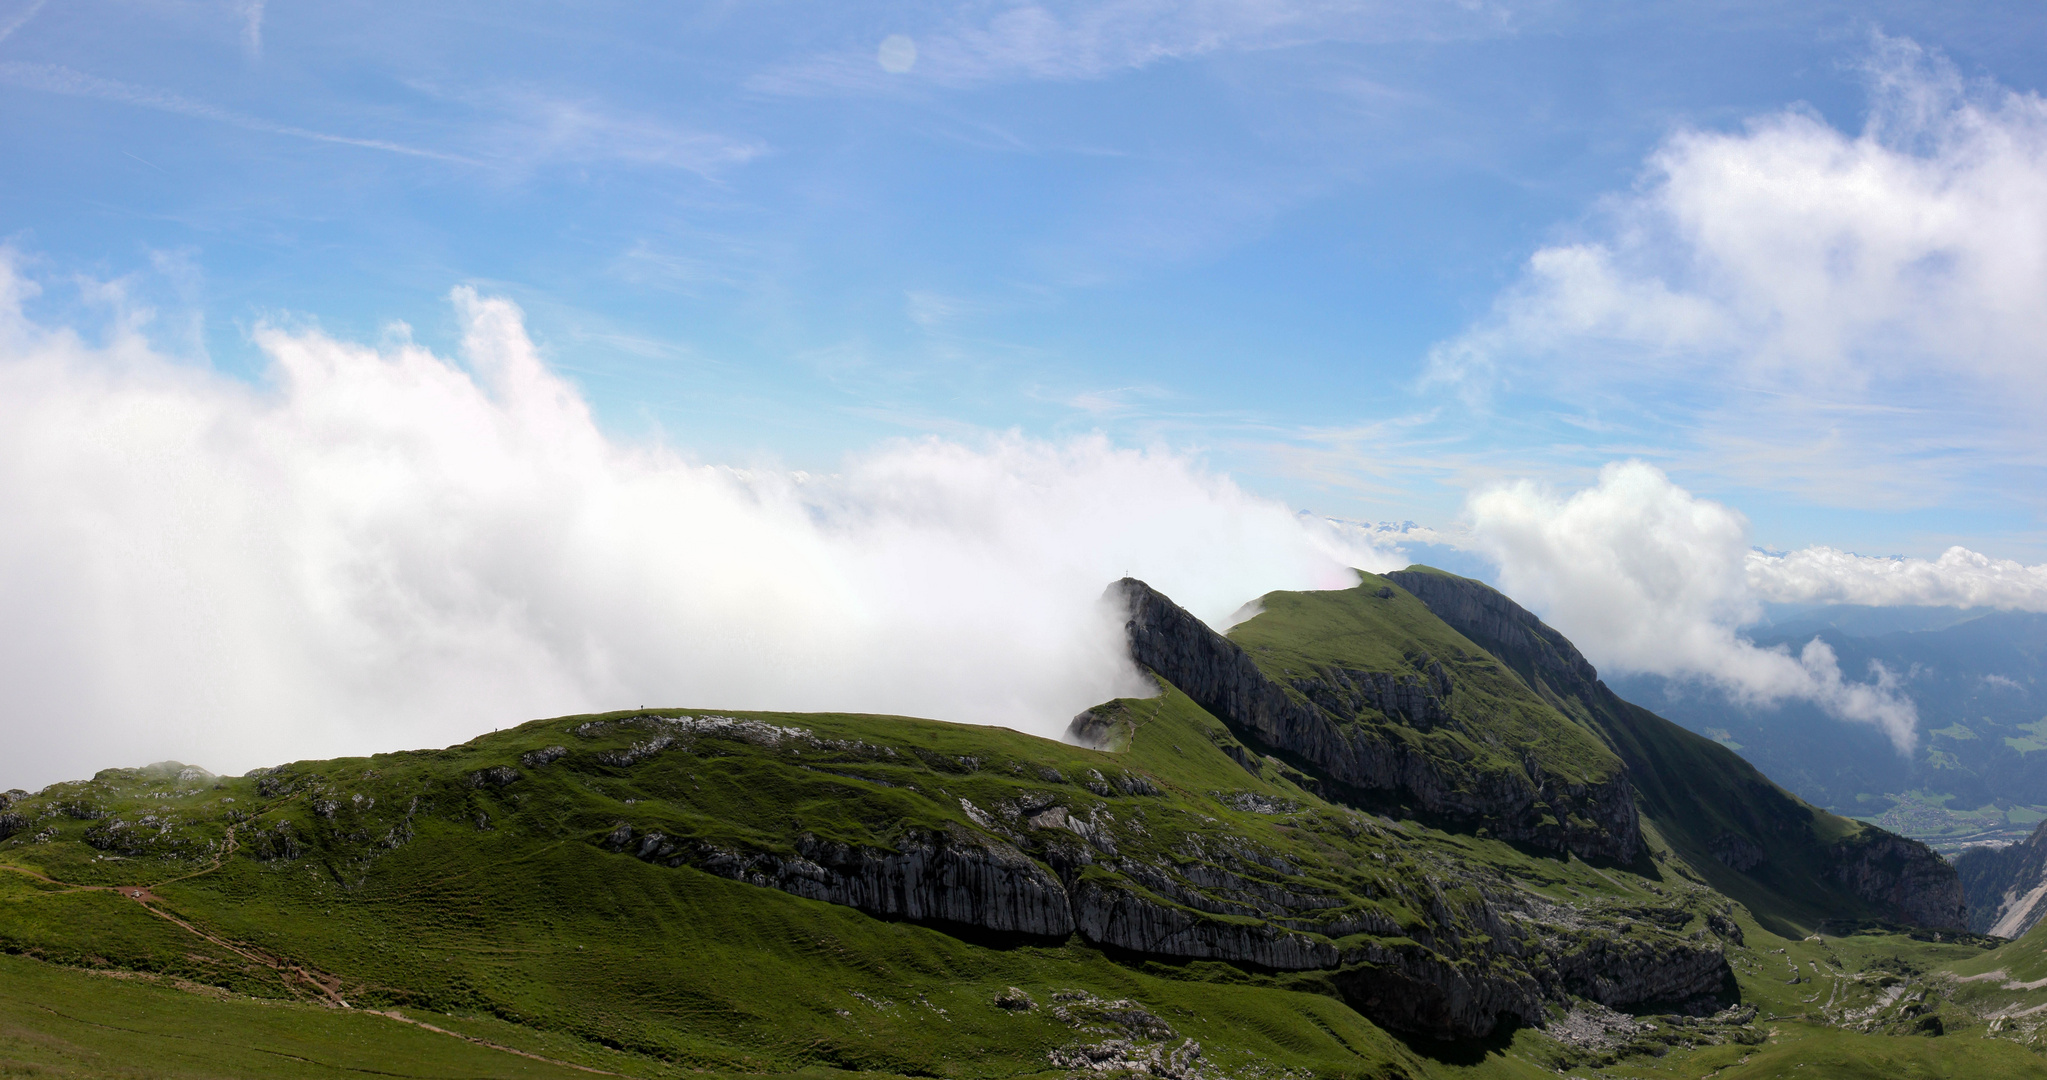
[1109,577,1642,863]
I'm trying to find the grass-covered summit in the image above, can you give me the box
[1117,573,1638,862]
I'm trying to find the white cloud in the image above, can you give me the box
[878,34,918,75]
[1427,34,2047,497]
[1466,461,1920,754]
[0,260,1391,790]
[1747,544,2047,611]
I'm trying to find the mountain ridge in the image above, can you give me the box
[1382,567,1966,936]
[0,566,2032,1080]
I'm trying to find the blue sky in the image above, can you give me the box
[8,1,2047,782]
[7,0,2044,556]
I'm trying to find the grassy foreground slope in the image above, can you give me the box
[0,571,2037,1077]
[0,697,1564,1079]
[0,950,603,1078]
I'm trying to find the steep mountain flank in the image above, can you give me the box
[1956,821,2047,937]
[1384,566,1967,935]
[1110,577,1641,863]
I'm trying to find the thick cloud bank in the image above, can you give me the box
[1467,462,1919,754]
[1748,546,2047,611]
[0,271,1388,790]
[1427,35,2047,500]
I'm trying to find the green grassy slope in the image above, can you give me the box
[1380,566,1956,939]
[1,695,2033,1079]
[1227,581,1627,797]
[0,698,1552,1079]
[0,951,605,1079]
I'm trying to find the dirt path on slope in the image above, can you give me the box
[0,858,628,1077]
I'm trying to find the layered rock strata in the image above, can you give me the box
[606,822,1078,937]
[599,816,1727,1038]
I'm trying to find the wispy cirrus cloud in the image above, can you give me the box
[236,0,265,57]
[750,0,1519,94]
[0,0,45,45]
[0,61,471,162]
[473,91,766,178]
[0,62,764,180]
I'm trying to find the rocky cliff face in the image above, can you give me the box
[1956,821,2047,937]
[1111,576,1642,863]
[1827,832,1969,932]
[600,812,1729,1039]
[1385,566,1970,935]
[605,821,1079,937]
[567,696,1727,1041]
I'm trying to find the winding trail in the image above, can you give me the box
[0,852,626,1077]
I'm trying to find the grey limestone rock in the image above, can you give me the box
[597,810,1729,1039]
[1828,832,1967,932]
[606,822,1077,938]
[520,746,568,768]
[469,765,521,788]
[1711,833,1765,872]
[1069,878,1340,970]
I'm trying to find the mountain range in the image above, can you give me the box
[4,568,2047,1078]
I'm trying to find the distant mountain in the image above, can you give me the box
[1609,611,2047,852]
[1956,820,2047,937]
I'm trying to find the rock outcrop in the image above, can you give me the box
[1826,832,1968,932]
[1109,576,1641,863]
[1069,878,1341,970]
[601,813,1726,1038]
[604,822,1078,937]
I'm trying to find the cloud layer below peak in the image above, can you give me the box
[0,266,1390,790]
[1465,462,1922,754]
